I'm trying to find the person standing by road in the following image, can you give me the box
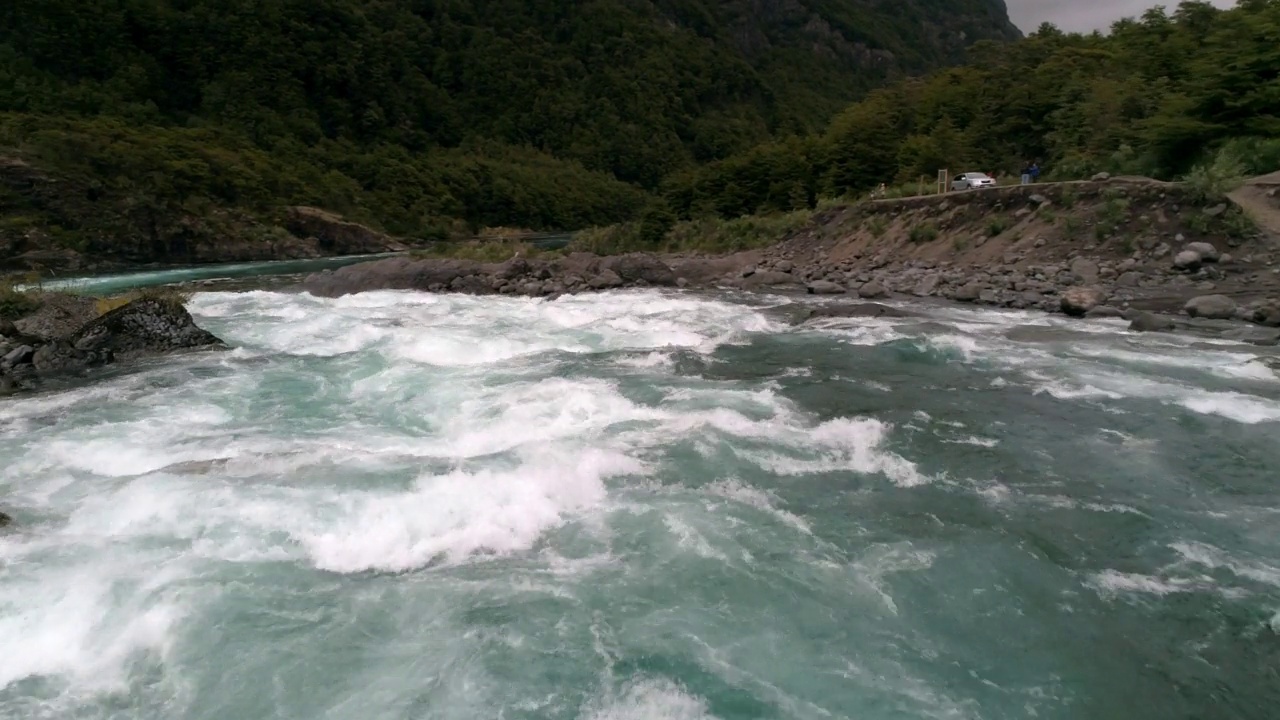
[1020,163,1032,185]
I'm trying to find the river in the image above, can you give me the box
[1,280,1278,719]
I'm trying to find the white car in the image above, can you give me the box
[951,172,996,191]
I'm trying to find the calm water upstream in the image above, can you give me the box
[1,286,1278,719]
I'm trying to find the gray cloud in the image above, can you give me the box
[1005,0,1235,33]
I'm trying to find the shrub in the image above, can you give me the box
[0,281,38,320]
[1063,216,1082,238]
[868,216,889,237]
[909,223,939,243]
[987,216,1009,236]
[1059,187,1079,208]
[1184,147,1247,202]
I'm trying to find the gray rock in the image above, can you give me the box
[676,277,689,288]
[1070,258,1100,284]
[1117,271,1142,287]
[588,270,624,289]
[1204,203,1227,218]
[1185,242,1220,262]
[605,254,678,286]
[68,298,224,358]
[0,510,9,527]
[1184,294,1237,320]
[1060,287,1105,317]
[774,260,794,273]
[450,275,492,294]
[1151,243,1171,260]
[2,345,34,366]
[1091,172,1111,182]
[743,271,800,289]
[912,275,940,297]
[1173,250,1203,271]
[0,319,16,337]
[1029,193,1048,205]
[1129,312,1177,332]
[856,281,887,299]
[1253,304,1280,327]
[806,280,847,295]
[954,282,986,302]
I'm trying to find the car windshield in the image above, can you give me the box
[967,173,991,179]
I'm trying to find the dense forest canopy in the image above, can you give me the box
[666,0,1280,220]
[0,0,1018,244]
[3,0,1276,251]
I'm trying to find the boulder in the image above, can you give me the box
[774,260,794,273]
[497,257,531,279]
[587,269,624,289]
[1184,294,1237,320]
[2,297,225,395]
[30,341,111,374]
[1060,287,1105,317]
[0,319,15,337]
[604,254,678,286]
[1184,242,1220,263]
[1253,304,1280,327]
[1,344,34,367]
[856,281,888,299]
[954,282,986,302]
[912,275,940,297]
[1117,271,1142,287]
[742,271,799,289]
[806,280,846,295]
[1091,172,1111,182]
[1070,258,1100,284]
[0,510,9,527]
[1128,312,1177,332]
[449,275,492,294]
[69,298,224,358]
[1173,250,1202,271]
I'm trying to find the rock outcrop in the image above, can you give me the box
[283,207,408,256]
[302,252,696,299]
[0,295,225,394]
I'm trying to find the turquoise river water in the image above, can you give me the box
[1,285,1278,719]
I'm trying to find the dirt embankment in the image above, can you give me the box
[745,178,1280,321]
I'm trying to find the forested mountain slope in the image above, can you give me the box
[0,0,1019,266]
[665,0,1280,220]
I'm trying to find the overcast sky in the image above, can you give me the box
[1005,0,1236,33]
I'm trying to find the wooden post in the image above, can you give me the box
[937,169,949,194]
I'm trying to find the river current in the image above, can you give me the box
[2,287,1278,719]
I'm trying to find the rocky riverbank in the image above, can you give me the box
[300,178,1280,345]
[0,294,226,395]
